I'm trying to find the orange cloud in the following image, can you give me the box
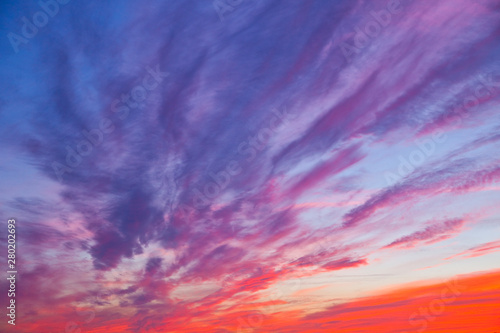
[446,240,500,260]
[14,270,500,333]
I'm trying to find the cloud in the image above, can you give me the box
[384,218,465,249]
[1,0,500,331]
[446,240,500,260]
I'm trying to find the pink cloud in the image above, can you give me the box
[383,218,465,249]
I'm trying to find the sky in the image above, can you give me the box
[0,0,499,332]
